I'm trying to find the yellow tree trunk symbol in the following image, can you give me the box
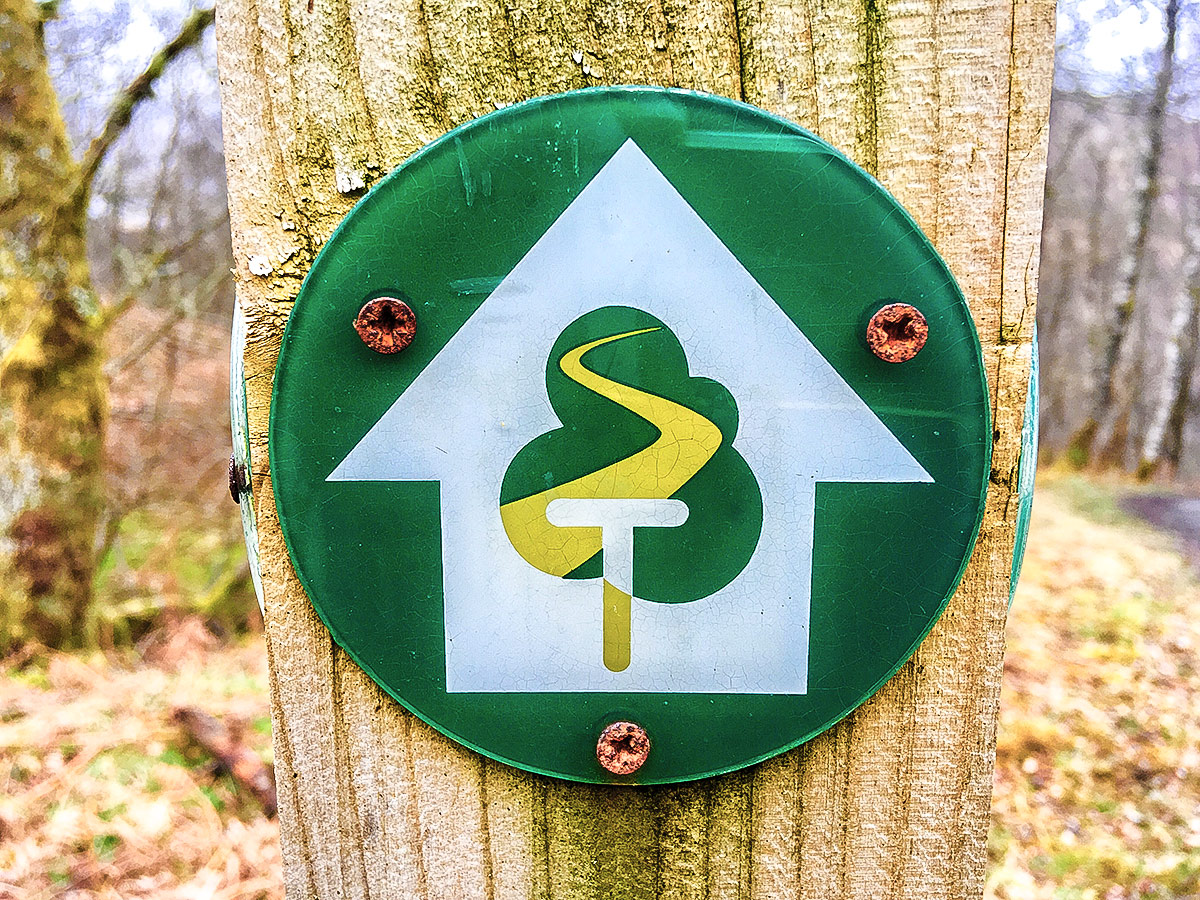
[546,497,688,671]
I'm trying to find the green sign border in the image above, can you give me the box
[270,87,992,784]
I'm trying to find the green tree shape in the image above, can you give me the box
[500,306,763,605]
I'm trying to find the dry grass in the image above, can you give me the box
[0,622,280,899]
[2,472,1198,897]
[989,473,1200,899]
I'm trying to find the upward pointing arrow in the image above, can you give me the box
[329,139,932,694]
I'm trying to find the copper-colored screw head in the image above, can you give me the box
[355,297,417,354]
[596,721,651,775]
[866,303,929,363]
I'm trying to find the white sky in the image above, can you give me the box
[84,0,175,60]
[1068,0,1167,77]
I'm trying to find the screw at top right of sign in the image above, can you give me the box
[867,302,929,363]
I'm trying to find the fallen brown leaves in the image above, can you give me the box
[0,627,280,899]
[988,474,1200,899]
[1,473,1198,897]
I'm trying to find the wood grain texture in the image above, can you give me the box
[214,0,1054,894]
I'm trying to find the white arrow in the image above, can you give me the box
[329,140,932,694]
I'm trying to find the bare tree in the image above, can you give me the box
[1074,0,1181,466]
[1145,120,1200,477]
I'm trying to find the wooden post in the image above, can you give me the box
[215,0,1054,894]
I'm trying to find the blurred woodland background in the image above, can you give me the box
[1,0,1200,896]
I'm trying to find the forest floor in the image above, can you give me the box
[1,471,1199,898]
[0,626,280,900]
[988,472,1200,899]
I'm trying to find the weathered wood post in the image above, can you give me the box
[216,0,1053,894]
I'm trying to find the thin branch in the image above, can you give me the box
[106,268,231,374]
[154,211,232,266]
[95,208,230,336]
[172,707,277,817]
[69,6,215,214]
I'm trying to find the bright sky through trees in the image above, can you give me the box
[1071,0,1168,76]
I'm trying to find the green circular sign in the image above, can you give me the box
[270,87,991,784]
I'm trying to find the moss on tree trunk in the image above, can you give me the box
[0,0,107,649]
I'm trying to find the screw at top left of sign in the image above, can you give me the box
[355,297,416,354]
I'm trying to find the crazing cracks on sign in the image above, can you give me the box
[501,326,724,671]
[323,138,937,697]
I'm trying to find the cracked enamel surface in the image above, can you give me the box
[269,90,989,783]
[330,141,932,695]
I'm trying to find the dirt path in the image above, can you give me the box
[1120,491,1200,569]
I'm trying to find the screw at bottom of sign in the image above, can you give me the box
[596,721,651,775]
[866,303,929,363]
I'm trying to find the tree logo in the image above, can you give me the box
[499,307,763,671]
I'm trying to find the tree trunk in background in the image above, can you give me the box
[0,2,213,650]
[1160,121,1200,477]
[1082,0,1179,467]
[1158,292,1200,477]
[0,0,107,649]
[1160,240,1200,476]
[1139,274,1196,479]
[215,0,1053,895]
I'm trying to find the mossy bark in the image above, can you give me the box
[0,0,107,649]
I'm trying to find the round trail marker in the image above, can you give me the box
[269,87,991,784]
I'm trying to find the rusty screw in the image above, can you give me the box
[866,303,929,363]
[229,454,250,503]
[355,296,416,354]
[596,721,651,775]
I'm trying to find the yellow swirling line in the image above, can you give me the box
[500,327,723,577]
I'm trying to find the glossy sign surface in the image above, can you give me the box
[270,87,991,783]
